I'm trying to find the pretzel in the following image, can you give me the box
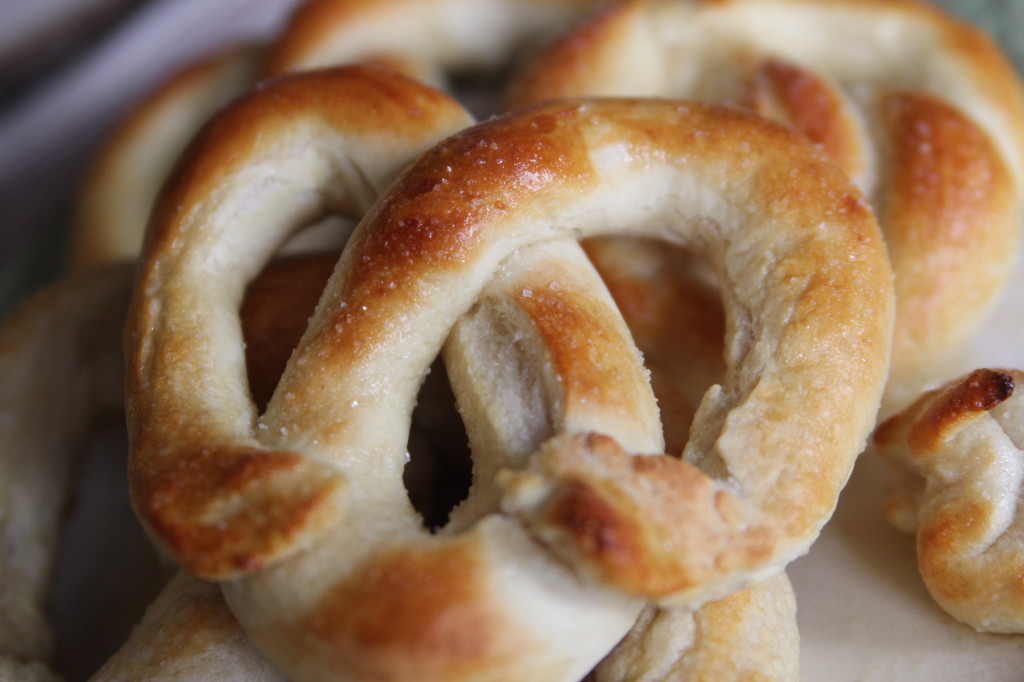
[874,368,1024,633]
[125,82,891,679]
[0,263,133,679]
[508,0,1024,414]
[70,0,601,268]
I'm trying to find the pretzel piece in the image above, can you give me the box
[91,572,286,681]
[874,368,1024,633]
[591,572,798,682]
[509,0,1024,413]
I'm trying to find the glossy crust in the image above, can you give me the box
[509,0,1024,414]
[875,368,1024,633]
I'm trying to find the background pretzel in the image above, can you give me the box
[508,0,1024,414]
[874,367,1024,633]
[0,264,132,681]
[71,0,601,268]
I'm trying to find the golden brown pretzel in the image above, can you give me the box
[508,0,1024,413]
[126,86,891,682]
[125,64,671,680]
[70,0,601,268]
[874,368,1024,633]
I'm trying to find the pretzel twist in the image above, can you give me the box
[874,368,1024,633]
[508,0,1024,413]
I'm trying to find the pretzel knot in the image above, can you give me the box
[875,368,1024,633]
[508,0,1024,413]
[126,62,892,679]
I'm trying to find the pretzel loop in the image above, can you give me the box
[126,65,475,578]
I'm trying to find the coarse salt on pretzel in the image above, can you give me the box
[70,0,602,268]
[508,0,1024,414]
[874,368,1024,633]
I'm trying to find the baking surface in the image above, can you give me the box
[2,0,1023,679]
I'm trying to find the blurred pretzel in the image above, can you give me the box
[0,264,132,680]
[874,367,1024,633]
[508,0,1024,414]
[71,0,601,268]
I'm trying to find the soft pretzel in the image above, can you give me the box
[0,264,133,679]
[70,0,601,268]
[874,368,1024,633]
[508,0,1024,413]
[126,86,891,679]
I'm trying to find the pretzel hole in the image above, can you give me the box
[405,360,473,530]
